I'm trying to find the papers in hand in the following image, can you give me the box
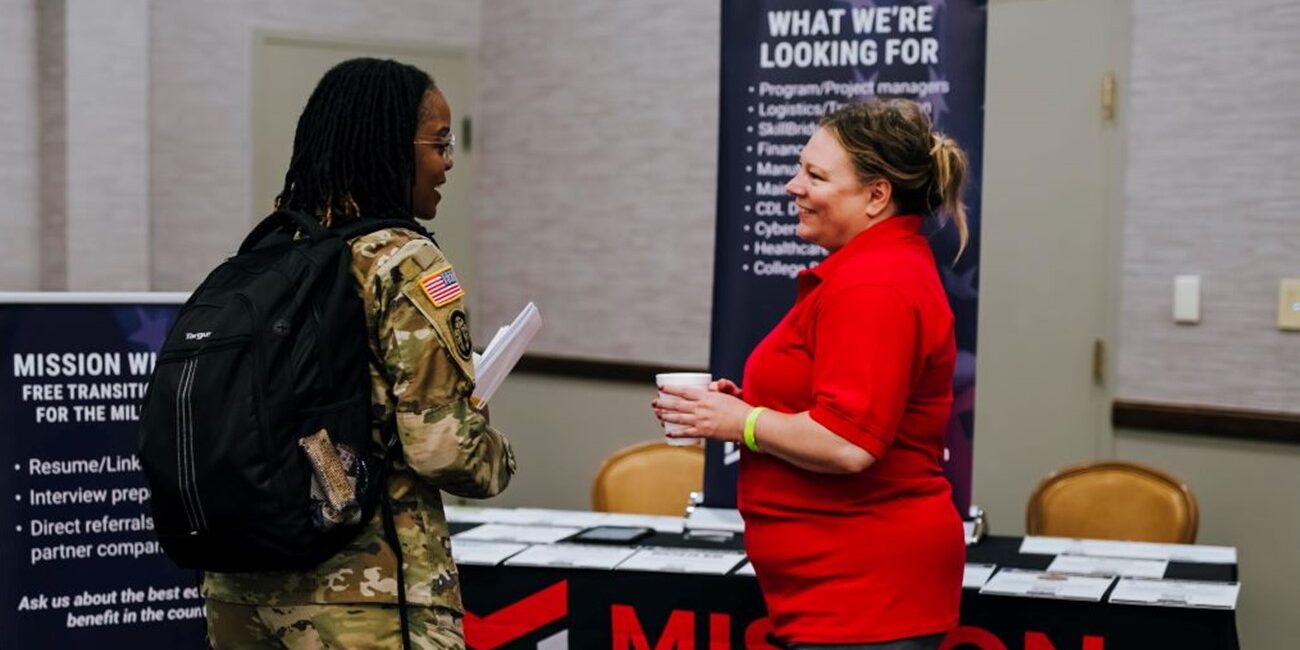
[471,302,541,406]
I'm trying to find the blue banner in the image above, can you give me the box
[0,299,204,647]
[706,0,987,510]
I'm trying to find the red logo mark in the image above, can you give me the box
[464,580,568,650]
[611,607,781,649]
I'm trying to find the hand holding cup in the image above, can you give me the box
[653,374,751,445]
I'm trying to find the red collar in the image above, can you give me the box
[802,215,923,286]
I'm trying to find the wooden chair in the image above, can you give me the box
[592,441,704,516]
[1027,460,1198,543]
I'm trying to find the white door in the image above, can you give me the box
[971,0,1127,530]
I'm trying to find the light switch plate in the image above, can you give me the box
[1279,278,1300,331]
[1173,275,1200,324]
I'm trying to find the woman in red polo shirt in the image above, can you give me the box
[654,99,968,649]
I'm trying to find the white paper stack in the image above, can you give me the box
[1047,554,1168,579]
[1020,536,1237,564]
[451,540,530,566]
[505,543,638,570]
[1109,578,1240,609]
[500,509,614,528]
[451,523,580,545]
[963,563,998,589]
[444,505,519,524]
[615,547,747,575]
[444,506,684,533]
[471,302,542,406]
[979,568,1114,602]
[684,507,745,533]
[597,512,686,534]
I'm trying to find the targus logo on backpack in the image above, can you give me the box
[185,331,212,341]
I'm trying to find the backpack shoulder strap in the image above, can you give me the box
[239,210,331,254]
[332,218,439,248]
[334,218,435,245]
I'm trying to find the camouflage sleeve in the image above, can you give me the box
[352,229,516,499]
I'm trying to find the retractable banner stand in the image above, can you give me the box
[706,0,987,510]
[0,296,204,647]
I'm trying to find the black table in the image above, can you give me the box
[954,536,1238,650]
[452,525,1238,650]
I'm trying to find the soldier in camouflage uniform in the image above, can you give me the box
[204,59,515,649]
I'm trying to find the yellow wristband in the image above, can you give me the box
[743,407,766,453]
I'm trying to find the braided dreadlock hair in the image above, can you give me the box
[275,58,434,225]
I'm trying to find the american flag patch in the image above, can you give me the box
[418,265,465,307]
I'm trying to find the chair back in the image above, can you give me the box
[592,441,704,516]
[1027,460,1198,543]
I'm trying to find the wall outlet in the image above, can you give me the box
[1173,275,1200,324]
[1279,278,1300,331]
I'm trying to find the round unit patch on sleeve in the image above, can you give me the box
[417,264,466,307]
[449,309,473,361]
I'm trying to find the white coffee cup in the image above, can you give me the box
[655,372,712,446]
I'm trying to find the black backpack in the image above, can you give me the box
[138,210,428,572]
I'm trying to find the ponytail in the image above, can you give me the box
[929,133,969,260]
[821,99,971,262]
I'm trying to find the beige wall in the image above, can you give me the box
[0,0,40,290]
[35,0,67,290]
[479,372,668,512]
[1120,0,1300,412]
[66,0,151,291]
[1115,6,1300,641]
[2,0,482,292]
[476,1,720,366]
[1115,429,1300,650]
[148,0,482,291]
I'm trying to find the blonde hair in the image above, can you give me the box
[819,99,969,259]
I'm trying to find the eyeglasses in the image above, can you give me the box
[413,133,456,162]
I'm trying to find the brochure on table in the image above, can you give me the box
[505,543,637,570]
[446,506,684,534]
[980,568,1114,602]
[685,507,745,533]
[1020,536,1237,564]
[1047,555,1169,579]
[616,547,747,575]
[452,523,580,545]
[1109,577,1240,610]
[963,563,997,589]
[451,540,529,566]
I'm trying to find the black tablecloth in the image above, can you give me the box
[453,527,1240,650]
